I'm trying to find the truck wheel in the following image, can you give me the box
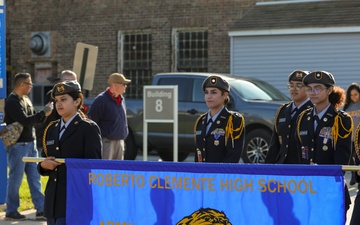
[124,133,138,160]
[157,151,190,162]
[242,129,271,163]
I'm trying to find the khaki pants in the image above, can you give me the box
[102,138,125,160]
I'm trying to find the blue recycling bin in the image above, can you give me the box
[0,125,7,204]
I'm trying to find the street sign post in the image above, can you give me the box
[143,86,178,161]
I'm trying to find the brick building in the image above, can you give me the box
[6,0,259,107]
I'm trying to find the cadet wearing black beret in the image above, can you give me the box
[266,70,313,164]
[39,79,101,223]
[296,70,352,216]
[194,75,245,163]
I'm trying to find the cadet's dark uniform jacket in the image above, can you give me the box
[266,100,312,164]
[37,114,102,218]
[194,108,245,163]
[295,106,352,165]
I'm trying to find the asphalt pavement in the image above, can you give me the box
[0,154,358,225]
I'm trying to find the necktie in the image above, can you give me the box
[314,115,320,131]
[206,118,213,134]
[59,125,66,139]
[291,108,298,118]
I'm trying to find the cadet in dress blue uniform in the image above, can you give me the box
[295,70,353,216]
[194,75,245,163]
[350,123,360,225]
[265,70,312,164]
[38,81,102,225]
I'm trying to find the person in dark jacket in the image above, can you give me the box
[88,73,130,160]
[194,75,245,163]
[265,70,312,164]
[38,80,102,225]
[295,70,353,218]
[4,72,53,220]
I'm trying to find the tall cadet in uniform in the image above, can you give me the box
[194,75,245,163]
[295,70,353,217]
[265,70,312,164]
[38,81,102,225]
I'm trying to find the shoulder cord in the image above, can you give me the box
[193,113,206,144]
[274,104,287,133]
[42,120,57,157]
[225,114,245,147]
[296,110,308,145]
[355,123,360,161]
[332,113,353,150]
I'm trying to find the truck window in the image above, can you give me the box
[157,77,191,101]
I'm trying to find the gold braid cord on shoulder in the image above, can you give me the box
[274,104,287,133]
[193,114,205,145]
[42,120,57,157]
[296,110,308,145]
[355,123,360,161]
[332,113,353,150]
[225,114,244,146]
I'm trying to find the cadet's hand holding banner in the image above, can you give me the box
[66,159,345,225]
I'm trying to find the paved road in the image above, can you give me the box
[0,154,358,225]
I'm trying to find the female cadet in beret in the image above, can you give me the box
[265,70,312,164]
[38,80,102,225]
[295,70,353,217]
[194,75,245,163]
[350,122,360,225]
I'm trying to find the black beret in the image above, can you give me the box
[288,70,310,82]
[303,70,335,86]
[202,76,230,92]
[51,80,82,98]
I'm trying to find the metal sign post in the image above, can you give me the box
[143,86,178,161]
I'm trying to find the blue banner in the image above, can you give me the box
[66,159,344,225]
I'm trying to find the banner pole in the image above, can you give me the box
[20,157,360,171]
[22,157,65,163]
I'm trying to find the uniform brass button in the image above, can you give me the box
[55,168,57,171]
[286,145,288,148]
[288,125,291,128]
[56,147,59,150]
[311,148,314,151]
[54,178,57,182]
[287,135,289,138]
[203,138,205,141]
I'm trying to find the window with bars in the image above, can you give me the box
[122,33,152,99]
[174,30,208,72]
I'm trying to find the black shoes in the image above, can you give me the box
[36,211,46,220]
[5,211,26,220]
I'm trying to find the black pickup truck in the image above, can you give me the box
[119,72,289,163]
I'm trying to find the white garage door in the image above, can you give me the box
[230,32,360,96]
